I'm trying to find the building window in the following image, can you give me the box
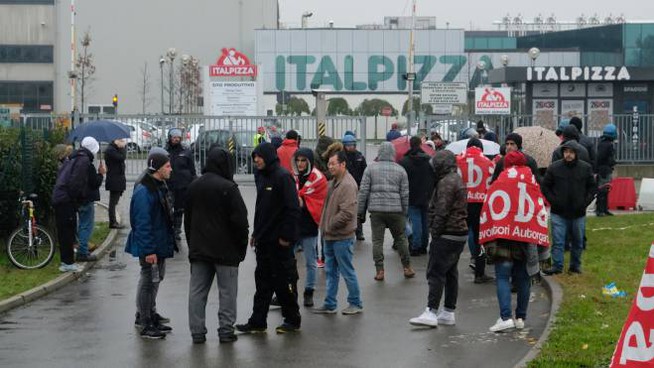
[0,81,53,112]
[0,45,53,63]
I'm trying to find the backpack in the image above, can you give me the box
[51,156,78,205]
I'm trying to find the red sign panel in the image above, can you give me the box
[381,106,392,116]
[479,166,549,247]
[611,244,654,367]
[209,48,258,77]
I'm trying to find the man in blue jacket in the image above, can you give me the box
[125,150,176,339]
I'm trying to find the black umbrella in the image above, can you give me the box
[67,119,130,143]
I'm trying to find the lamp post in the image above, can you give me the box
[180,54,190,114]
[301,11,313,28]
[159,56,165,115]
[477,60,488,86]
[527,47,540,116]
[166,48,177,115]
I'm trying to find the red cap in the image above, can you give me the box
[504,151,527,167]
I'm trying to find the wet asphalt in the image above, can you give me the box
[0,184,550,368]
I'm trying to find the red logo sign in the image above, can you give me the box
[479,167,549,247]
[611,244,654,367]
[209,48,258,77]
[477,88,509,109]
[456,147,495,203]
[381,106,392,116]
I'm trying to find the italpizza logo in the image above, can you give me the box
[210,48,257,77]
[477,88,509,109]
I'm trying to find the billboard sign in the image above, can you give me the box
[208,82,257,116]
[209,48,258,77]
[475,87,511,115]
[421,82,467,105]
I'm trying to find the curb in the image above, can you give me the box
[0,202,119,315]
[514,274,564,368]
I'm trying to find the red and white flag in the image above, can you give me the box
[456,146,495,203]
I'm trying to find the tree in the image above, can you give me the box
[354,98,396,116]
[75,31,96,114]
[401,97,434,116]
[138,62,152,114]
[276,96,310,116]
[327,97,351,115]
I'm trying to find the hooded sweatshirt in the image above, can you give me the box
[542,141,596,219]
[251,142,300,246]
[184,147,249,266]
[399,147,435,207]
[292,148,328,237]
[551,125,591,165]
[357,142,409,215]
[428,150,468,238]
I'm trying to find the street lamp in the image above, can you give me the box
[528,47,540,67]
[180,54,190,114]
[301,11,313,28]
[477,60,488,86]
[166,47,177,115]
[500,54,510,67]
[159,56,165,115]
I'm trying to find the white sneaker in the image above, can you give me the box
[58,263,80,273]
[514,318,525,330]
[436,310,456,326]
[409,308,438,327]
[489,317,515,332]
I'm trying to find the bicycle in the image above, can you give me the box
[6,193,55,269]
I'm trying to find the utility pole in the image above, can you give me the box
[70,0,77,119]
[406,0,417,135]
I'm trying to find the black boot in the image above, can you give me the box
[303,289,314,307]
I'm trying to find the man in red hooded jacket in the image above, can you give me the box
[277,130,299,173]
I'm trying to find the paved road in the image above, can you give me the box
[0,184,550,368]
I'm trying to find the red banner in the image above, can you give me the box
[611,244,654,367]
[479,166,550,247]
[456,147,495,203]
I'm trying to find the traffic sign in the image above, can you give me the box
[421,82,467,105]
[381,106,392,116]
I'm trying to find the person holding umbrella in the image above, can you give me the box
[76,137,106,262]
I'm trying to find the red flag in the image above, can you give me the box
[479,166,549,247]
[611,243,654,367]
[456,147,495,203]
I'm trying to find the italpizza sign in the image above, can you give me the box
[209,48,258,77]
[527,66,631,82]
[475,87,511,115]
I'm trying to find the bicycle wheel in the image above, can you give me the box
[7,224,55,269]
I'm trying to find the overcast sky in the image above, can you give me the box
[279,0,651,29]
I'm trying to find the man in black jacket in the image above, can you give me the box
[569,117,597,172]
[105,139,127,228]
[236,142,302,334]
[343,134,367,240]
[399,136,434,256]
[541,141,596,275]
[166,128,197,241]
[596,123,617,216]
[491,133,540,184]
[76,137,105,262]
[551,125,591,165]
[185,146,249,344]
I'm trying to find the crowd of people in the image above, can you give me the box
[50,116,618,342]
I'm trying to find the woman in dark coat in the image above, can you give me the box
[105,139,127,228]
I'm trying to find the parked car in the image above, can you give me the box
[192,129,256,174]
[124,121,155,153]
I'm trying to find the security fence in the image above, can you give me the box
[4,113,653,172]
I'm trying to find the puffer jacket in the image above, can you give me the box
[357,142,409,215]
[428,150,468,238]
[399,148,435,207]
[166,142,197,191]
[596,135,616,178]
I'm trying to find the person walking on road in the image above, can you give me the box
[236,142,302,335]
[291,148,328,307]
[541,141,596,275]
[482,151,549,332]
[277,130,299,173]
[358,142,415,281]
[76,137,105,262]
[125,150,176,339]
[313,151,363,315]
[51,136,98,272]
[409,150,467,328]
[399,136,434,256]
[342,134,367,241]
[166,128,197,243]
[104,138,127,229]
[596,123,617,216]
[185,146,249,344]
[456,138,495,283]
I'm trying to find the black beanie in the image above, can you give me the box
[147,152,170,173]
[286,130,299,140]
[562,125,580,141]
[505,133,523,150]
[569,117,583,131]
[466,137,484,151]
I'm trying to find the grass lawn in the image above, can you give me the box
[0,222,110,300]
[529,213,654,368]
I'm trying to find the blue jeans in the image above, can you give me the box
[408,206,428,251]
[295,236,318,291]
[77,202,95,256]
[551,213,585,272]
[495,259,531,320]
[323,238,362,310]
